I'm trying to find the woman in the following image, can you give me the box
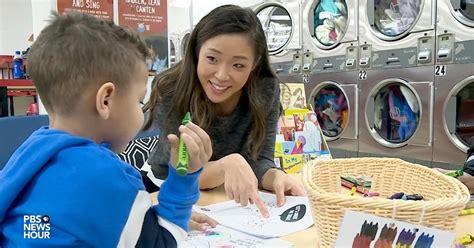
[144,5,305,216]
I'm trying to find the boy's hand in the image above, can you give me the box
[168,122,212,174]
[189,212,218,231]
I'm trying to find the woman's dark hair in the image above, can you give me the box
[144,4,277,159]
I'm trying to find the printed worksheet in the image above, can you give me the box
[194,192,314,239]
[180,225,293,248]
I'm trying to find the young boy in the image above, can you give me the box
[0,12,212,247]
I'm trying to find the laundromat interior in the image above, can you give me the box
[2,0,473,169]
[1,0,474,247]
[168,0,473,169]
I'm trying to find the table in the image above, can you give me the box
[153,179,474,247]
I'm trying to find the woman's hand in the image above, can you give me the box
[458,173,474,194]
[263,169,305,206]
[189,212,218,231]
[221,153,269,217]
[168,122,213,174]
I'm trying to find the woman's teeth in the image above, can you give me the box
[211,81,228,90]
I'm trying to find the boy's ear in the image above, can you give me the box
[96,82,116,119]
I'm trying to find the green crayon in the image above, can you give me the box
[445,170,463,178]
[176,112,192,176]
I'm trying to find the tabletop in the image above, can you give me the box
[152,176,474,247]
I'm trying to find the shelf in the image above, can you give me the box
[0,79,33,87]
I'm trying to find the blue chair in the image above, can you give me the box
[0,115,48,169]
[0,115,160,170]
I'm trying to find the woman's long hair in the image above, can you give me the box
[143,4,277,159]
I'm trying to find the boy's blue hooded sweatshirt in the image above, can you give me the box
[0,127,201,247]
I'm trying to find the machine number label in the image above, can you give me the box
[435,65,446,76]
[302,74,309,83]
[359,70,367,80]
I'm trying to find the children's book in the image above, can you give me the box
[275,107,332,173]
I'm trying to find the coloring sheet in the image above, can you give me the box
[335,210,455,248]
[194,192,314,239]
[180,225,293,248]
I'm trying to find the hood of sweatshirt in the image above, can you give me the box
[0,126,91,224]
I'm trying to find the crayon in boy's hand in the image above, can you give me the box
[176,112,192,176]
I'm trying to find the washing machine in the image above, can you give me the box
[302,0,358,73]
[358,0,435,70]
[302,0,360,157]
[305,72,359,157]
[169,33,180,67]
[179,30,192,61]
[357,0,436,165]
[358,67,434,165]
[252,0,304,84]
[432,0,474,169]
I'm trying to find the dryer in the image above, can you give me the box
[357,0,436,166]
[179,30,192,61]
[302,0,358,73]
[305,72,359,157]
[358,0,435,70]
[252,0,304,84]
[358,67,434,165]
[302,0,359,158]
[432,0,474,169]
[169,32,180,67]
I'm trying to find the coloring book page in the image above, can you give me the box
[335,210,455,248]
[180,225,293,248]
[194,192,314,239]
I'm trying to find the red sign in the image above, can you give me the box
[118,0,167,36]
[57,0,114,20]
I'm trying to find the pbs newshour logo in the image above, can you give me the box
[23,215,50,239]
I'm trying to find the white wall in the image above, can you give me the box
[169,0,192,34]
[191,0,259,26]
[31,0,56,115]
[0,0,34,55]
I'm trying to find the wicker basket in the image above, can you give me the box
[302,157,470,247]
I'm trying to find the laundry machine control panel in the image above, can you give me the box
[417,36,434,65]
[345,45,358,70]
[437,33,455,63]
[359,44,372,69]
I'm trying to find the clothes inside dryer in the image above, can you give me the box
[257,6,292,52]
[454,82,474,146]
[312,85,349,138]
[460,0,474,21]
[373,83,420,143]
[313,0,348,46]
[374,0,421,36]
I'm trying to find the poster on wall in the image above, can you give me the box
[118,0,168,74]
[57,0,114,20]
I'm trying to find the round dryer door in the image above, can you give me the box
[310,83,349,140]
[444,78,474,151]
[311,0,349,48]
[366,80,421,147]
[256,5,293,55]
[372,0,423,39]
[170,40,176,67]
[450,0,474,27]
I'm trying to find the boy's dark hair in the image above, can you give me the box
[28,12,151,115]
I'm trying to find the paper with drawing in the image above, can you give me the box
[194,192,314,239]
[180,225,293,248]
